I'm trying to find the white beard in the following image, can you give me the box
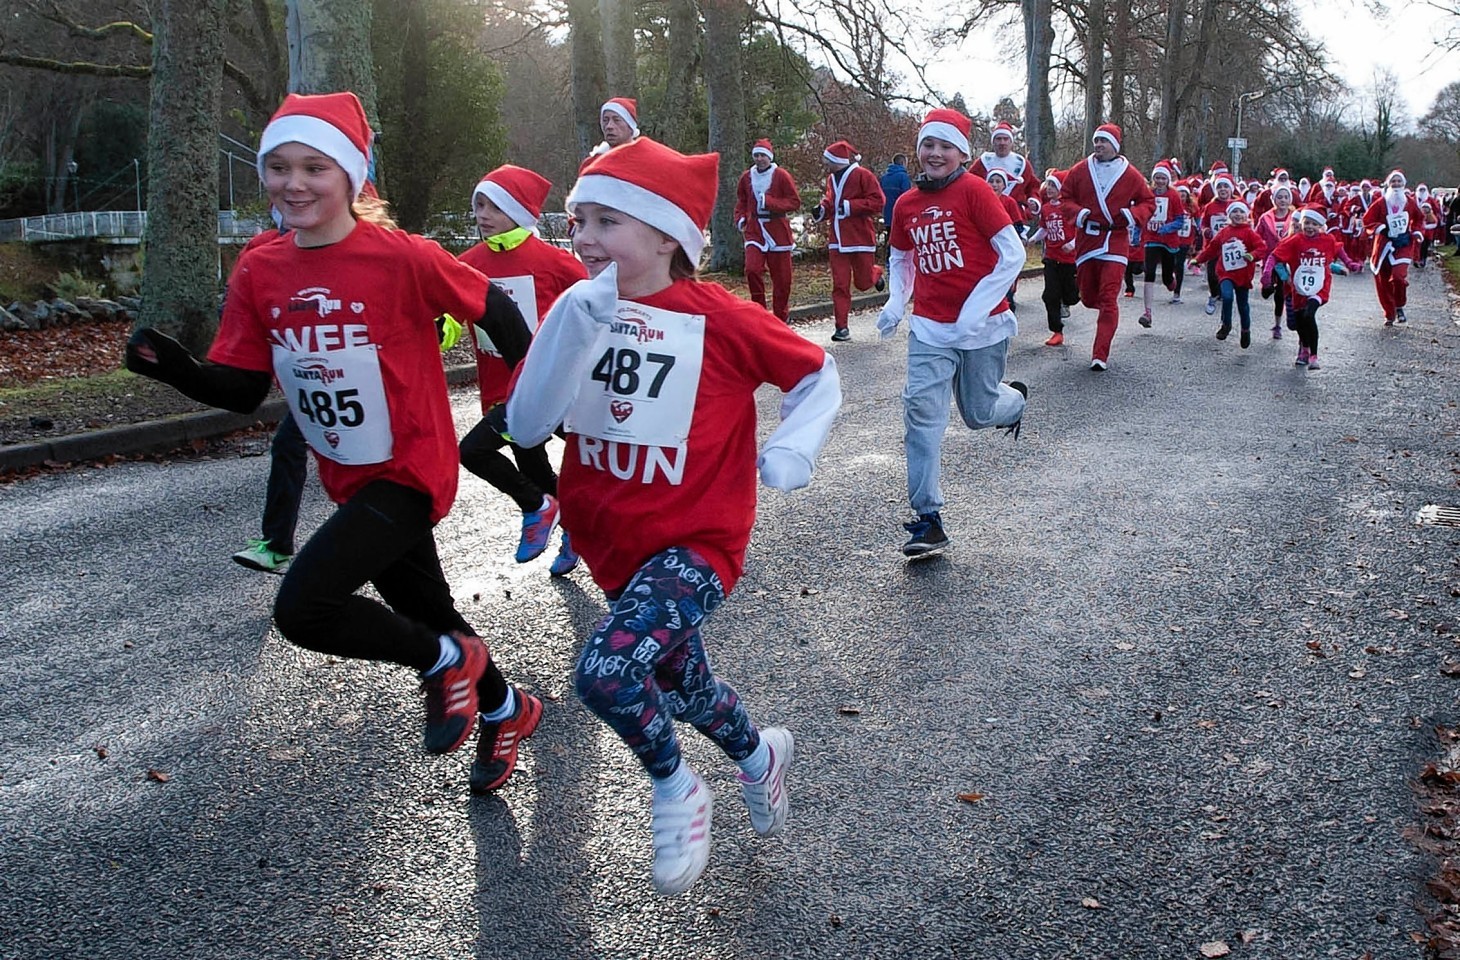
[1385,187,1406,209]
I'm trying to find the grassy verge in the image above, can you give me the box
[0,366,134,404]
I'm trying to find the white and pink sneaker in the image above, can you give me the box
[739,727,795,837]
[651,770,712,895]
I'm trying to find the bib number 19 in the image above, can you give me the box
[296,387,365,428]
[591,348,675,398]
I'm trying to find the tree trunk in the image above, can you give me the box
[599,0,639,101]
[286,0,377,118]
[1154,0,1187,160]
[1081,0,1107,147]
[659,0,700,150]
[567,0,608,156]
[1107,0,1130,132]
[1021,0,1054,171]
[701,0,747,273]
[139,0,225,355]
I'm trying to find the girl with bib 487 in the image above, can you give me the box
[506,137,841,896]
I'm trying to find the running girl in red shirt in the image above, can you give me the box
[507,137,842,896]
[124,92,539,789]
[457,165,588,578]
[1271,206,1359,370]
[1193,200,1266,348]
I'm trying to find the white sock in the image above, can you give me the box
[480,686,517,724]
[422,635,460,676]
[652,761,698,801]
[737,738,771,782]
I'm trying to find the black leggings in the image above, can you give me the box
[1206,259,1220,298]
[1292,296,1321,353]
[1042,259,1079,332]
[273,479,508,705]
[459,417,557,513]
[1143,245,1176,289]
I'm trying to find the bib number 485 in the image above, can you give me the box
[296,387,365,428]
[590,348,676,398]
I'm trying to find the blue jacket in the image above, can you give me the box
[880,163,911,224]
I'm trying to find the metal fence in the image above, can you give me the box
[0,211,269,243]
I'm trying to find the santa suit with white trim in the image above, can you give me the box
[814,140,886,332]
[734,140,799,321]
[1058,123,1156,366]
[968,121,1042,208]
[877,108,1026,521]
[1362,171,1424,322]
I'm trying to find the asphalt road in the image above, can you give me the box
[2,263,1458,960]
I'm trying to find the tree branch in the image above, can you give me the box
[0,53,149,78]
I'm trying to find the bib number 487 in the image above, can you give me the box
[296,387,365,428]
[590,348,676,398]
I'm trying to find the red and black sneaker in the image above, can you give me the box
[421,633,488,755]
[470,688,543,793]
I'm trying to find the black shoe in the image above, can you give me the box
[1001,381,1028,440]
[1239,327,1251,348]
[902,512,949,558]
[1396,308,1408,324]
[1216,323,1231,341]
[831,326,851,342]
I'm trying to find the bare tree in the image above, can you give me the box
[702,0,747,271]
[599,0,639,99]
[658,0,701,151]
[287,0,377,117]
[566,0,607,155]
[1022,0,1055,168]
[139,0,225,354]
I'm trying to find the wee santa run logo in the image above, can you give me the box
[906,206,964,274]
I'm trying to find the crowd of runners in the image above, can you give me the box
[119,89,1454,899]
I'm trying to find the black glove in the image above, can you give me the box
[125,326,270,413]
[1260,284,1275,300]
[125,327,192,385]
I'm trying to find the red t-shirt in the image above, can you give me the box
[459,236,587,411]
[209,221,490,524]
[558,279,826,596]
[1037,199,1080,264]
[1195,223,1267,287]
[889,173,1013,322]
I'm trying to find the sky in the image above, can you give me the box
[921,0,1455,129]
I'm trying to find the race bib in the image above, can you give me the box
[1152,197,1169,223]
[565,302,705,447]
[1221,239,1247,272]
[1178,216,1192,238]
[1210,214,1229,233]
[272,342,392,465]
[475,275,539,356]
[1386,211,1409,236]
[1293,263,1323,298]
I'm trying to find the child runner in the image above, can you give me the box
[985,169,1029,312]
[1199,174,1238,316]
[1193,200,1266,348]
[1138,160,1187,327]
[1256,185,1297,339]
[1271,205,1359,371]
[878,107,1027,557]
[1363,169,1424,326]
[506,137,842,896]
[123,92,541,789]
[457,164,588,576]
[1170,183,1198,302]
[1028,170,1080,346]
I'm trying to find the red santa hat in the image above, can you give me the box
[1176,183,1192,196]
[1271,183,1293,201]
[823,140,860,166]
[1226,200,1251,217]
[1270,167,1290,181]
[600,97,640,137]
[985,169,1010,189]
[1385,168,1406,187]
[1167,157,1184,177]
[1091,123,1122,152]
[257,91,373,200]
[569,137,717,262]
[1151,161,1174,183]
[472,165,550,230]
[990,121,1015,142]
[751,139,775,160]
[1296,205,1327,227]
[1212,173,1235,192]
[1043,168,1064,191]
[919,108,972,158]
[1322,167,1336,181]
[1209,160,1229,174]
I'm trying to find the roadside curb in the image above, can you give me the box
[0,270,1040,474]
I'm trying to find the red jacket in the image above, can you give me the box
[1060,155,1157,266]
[1194,223,1267,287]
[734,163,800,252]
[1363,193,1425,268]
[969,151,1041,206]
[816,163,884,253]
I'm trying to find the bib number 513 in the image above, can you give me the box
[590,348,675,398]
[296,387,365,428]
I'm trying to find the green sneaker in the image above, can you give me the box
[232,538,291,574]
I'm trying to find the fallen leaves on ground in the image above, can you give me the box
[956,792,986,804]
[1198,941,1230,958]
[145,768,172,783]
